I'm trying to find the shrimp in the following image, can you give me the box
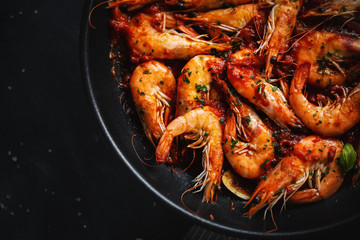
[107,0,252,11]
[302,0,360,18]
[107,0,159,11]
[219,81,275,179]
[166,0,252,10]
[156,106,224,202]
[295,31,360,88]
[245,135,344,218]
[256,0,303,79]
[180,4,265,33]
[289,62,360,137]
[111,10,230,63]
[130,61,176,146]
[227,48,303,129]
[176,55,225,117]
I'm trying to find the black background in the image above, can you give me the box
[1,1,359,239]
[1,1,192,239]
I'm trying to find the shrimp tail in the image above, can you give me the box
[203,179,216,203]
[155,131,174,163]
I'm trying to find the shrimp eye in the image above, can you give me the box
[270,56,277,64]
[176,1,185,8]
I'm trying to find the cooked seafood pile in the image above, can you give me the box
[103,0,360,220]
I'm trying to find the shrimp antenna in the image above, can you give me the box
[251,0,262,41]
[283,17,330,55]
[264,208,278,233]
[88,0,114,29]
[180,181,206,217]
[171,149,196,174]
[131,134,162,167]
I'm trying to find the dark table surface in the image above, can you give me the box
[1,1,359,239]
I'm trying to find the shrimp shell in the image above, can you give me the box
[130,61,176,146]
[176,55,225,117]
[156,106,224,202]
[111,10,230,63]
[289,62,360,137]
[246,135,343,218]
[227,48,302,129]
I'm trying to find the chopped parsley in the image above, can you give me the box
[245,115,251,125]
[195,84,208,93]
[230,138,239,149]
[137,89,145,96]
[194,96,205,104]
[183,75,190,84]
[260,158,270,168]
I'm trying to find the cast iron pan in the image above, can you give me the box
[80,0,360,238]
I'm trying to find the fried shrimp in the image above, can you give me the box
[156,106,224,202]
[107,0,252,11]
[176,55,225,117]
[289,63,360,137]
[111,10,230,63]
[180,4,265,33]
[227,48,302,129]
[103,0,360,230]
[295,31,360,88]
[130,61,176,146]
[245,135,343,218]
[219,83,275,179]
[166,0,252,10]
[256,0,303,79]
[107,0,159,11]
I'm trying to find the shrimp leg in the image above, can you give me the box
[156,106,224,202]
[246,135,343,218]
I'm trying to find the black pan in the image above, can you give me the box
[80,0,360,238]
